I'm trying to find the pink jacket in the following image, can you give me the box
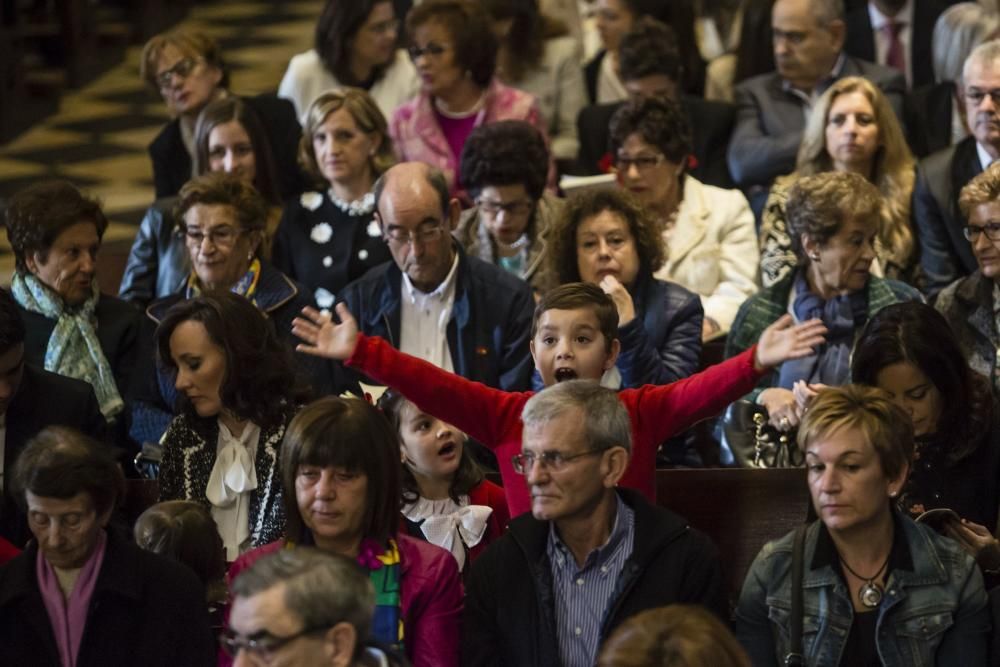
[390,78,551,201]
[226,534,462,667]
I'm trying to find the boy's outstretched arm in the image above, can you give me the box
[292,304,528,447]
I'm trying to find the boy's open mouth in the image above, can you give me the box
[554,368,578,382]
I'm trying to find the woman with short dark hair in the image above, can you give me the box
[279,0,419,123]
[228,396,463,667]
[155,293,311,560]
[5,181,141,424]
[391,0,550,200]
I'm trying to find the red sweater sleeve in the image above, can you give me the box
[347,333,530,450]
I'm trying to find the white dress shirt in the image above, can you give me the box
[978,141,998,172]
[400,254,460,373]
[869,0,914,86]
[207,420,260,561]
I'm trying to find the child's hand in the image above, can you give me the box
[754,315,826,370]
[599,276,636,327]
[293,303,359,360]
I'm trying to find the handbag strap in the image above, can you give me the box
[785,524,807,667]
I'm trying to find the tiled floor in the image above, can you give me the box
[0,0,323,281]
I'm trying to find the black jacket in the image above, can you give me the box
[0,528,215,667]
[117,197,189,307]
[338,245,535,393]
[842,0,947,90]
[462,488,727,666]
[914,136,983,294]
[574,96,736,189]
[905,80,956,159]
[0,365,107,547]
[147,93,304,200]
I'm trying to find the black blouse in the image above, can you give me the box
[272,191,393,308]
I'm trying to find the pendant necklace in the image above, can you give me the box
[840,551,891,608]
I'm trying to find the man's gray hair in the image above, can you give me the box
[373,162,451,219]
[808,0,845,25]
[934,3,1000,84]
[521,380,632,454]
[964,39,1000,82]
[231,548,374,648]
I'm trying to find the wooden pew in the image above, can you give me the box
[655,468,809,599]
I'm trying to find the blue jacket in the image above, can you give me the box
[339,245,535,392]
[734,515,990,667]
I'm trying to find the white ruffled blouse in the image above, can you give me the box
[207,420,260,561]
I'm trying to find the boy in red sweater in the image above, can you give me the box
[293,283,825,517]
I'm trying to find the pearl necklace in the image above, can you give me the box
[328,190,374,217]
[433,92,487,119]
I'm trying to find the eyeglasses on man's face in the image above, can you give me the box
[157,56,204,89]
[477,197,533,217]
[218,626,327,661]
[964,88,1000,107]
[512,448,608,474]
[383,221,447,246]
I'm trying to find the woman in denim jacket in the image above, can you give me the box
[734,385,990,667]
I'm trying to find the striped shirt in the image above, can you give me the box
[546,495,636,667]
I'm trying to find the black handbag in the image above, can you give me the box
[720,399,804,468]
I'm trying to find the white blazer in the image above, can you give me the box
[654,175,760,334]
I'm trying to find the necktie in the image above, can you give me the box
[883,21,905,75]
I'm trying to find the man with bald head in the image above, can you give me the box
[727,0,905,216]
[336,162,535,393]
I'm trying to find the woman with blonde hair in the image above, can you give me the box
[597,605,750,667]
[272,87,396,309]
[759,76,917,288]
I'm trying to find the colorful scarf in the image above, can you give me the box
[359,538,405,652]
[184,257,262,303]
[11,273,123,418]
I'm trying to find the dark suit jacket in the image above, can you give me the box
[0,365,107,547]
[574,97,736,188]
[0,528,215,667]
[727,56,907,189]
[843,0,948,89]
[905,80,956,158]
[914,136,983,294]
[148,93,304,199]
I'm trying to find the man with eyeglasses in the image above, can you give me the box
[336,162,535,395]
[462,380,725,667]
[727,0,905,218]
[935,162,1000,392]
[916,40,1000,295]
[0,426,214,667]
[225,548,405,667]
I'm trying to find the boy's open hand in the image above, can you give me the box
[754,315,827,370]
[292,303,359,360]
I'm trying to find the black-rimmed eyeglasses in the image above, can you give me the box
[512,449,608,474]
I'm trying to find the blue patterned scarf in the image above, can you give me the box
[11,272,123,418]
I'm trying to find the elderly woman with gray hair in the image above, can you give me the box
[726,171,921,432]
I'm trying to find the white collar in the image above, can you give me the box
[402,252,460,304]
[977,141,999,172]
[868,0,913,30]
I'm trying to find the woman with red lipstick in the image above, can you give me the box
[155,293,311,562]
[759,76,916,288]
[4,181,141,429]
[227,396,463,667]
[378,389,508,571]
[610,96,759,341]
[279,0,419,124]
[272,89,395,310]
[735,385,990,666]
[390,0,550,201]
[726,172,921,435]
[852,302,1000,568]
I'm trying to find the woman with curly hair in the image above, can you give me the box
[481,0,586,162]
[759,76,917,287]
[155,293,312,561]
[456,120,562,293]
[611,96,759,340]
[545,188,703,391]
